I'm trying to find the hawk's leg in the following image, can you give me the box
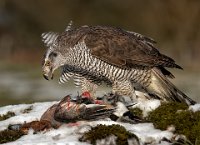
[112,80,137,103]
[81,78,98,99]
[73,75,98,100]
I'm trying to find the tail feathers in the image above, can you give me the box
[146,68,196,105]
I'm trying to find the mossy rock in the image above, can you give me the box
[147,102,200,144]
[0,129,25,144]
[188,112,200,144]
[80,124,139,145]
[0,111,16,121]
[172,137,194,145]
[129,107,143,119]
[147,102,188,130]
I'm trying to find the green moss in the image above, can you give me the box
[147,102,188,130]
[188,112,200,144]
[0,129,25,144]
[129,107,143,119]
[80,124,139,145]
[172,138,194,145]
[147,102,200,144]
[0,111,16,121]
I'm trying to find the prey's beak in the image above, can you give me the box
[42,61,54,80]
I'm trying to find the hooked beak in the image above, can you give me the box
[42,61,54,80]
[43,73,54,80]
[43,74,50,80]
[43,70,54,80]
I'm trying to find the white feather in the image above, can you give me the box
[41,32,58,47]
[114,102,129,117]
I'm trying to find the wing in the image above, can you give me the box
[59,67,74,84]
[59,66,87,87]
[126,30,156,47]
[41,32,59,47]
[60,64,112,85]
[83,26,182,69]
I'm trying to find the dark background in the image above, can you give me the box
[0,0,199,106]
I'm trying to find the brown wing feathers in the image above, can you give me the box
[84,26,182,69]
[56,25,181,70]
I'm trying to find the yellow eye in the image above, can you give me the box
[46,61,50,66]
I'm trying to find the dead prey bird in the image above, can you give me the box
[40,95,140,127]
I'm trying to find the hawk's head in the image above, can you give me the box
[41,21,74,80]
[42,49,60,80]
[42,32,69,80]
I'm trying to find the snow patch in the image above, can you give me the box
[0,102,56,131]
[0,101,176,145]
[134,99,161,116]
[189,103,200,112]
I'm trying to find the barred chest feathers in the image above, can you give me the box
[60,41,151,87]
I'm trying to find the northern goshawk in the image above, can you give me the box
[41,22,196,105]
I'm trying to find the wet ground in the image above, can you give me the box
[0,65,199,107]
